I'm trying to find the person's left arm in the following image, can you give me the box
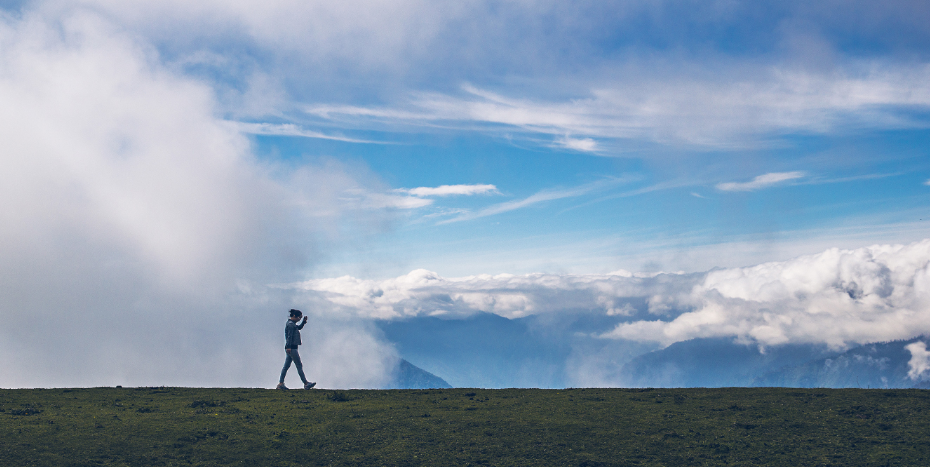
[296,316,307,330]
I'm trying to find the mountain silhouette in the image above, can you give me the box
[385,359,452,389]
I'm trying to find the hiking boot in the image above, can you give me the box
[303,382,316,389]
[276,383,288,390]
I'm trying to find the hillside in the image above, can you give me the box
[2,387,929,466]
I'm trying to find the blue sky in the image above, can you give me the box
[2,0,930,388]
[203,0,930,278]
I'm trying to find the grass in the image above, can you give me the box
[1,387,929,466]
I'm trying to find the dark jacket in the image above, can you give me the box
[285,319,305,349]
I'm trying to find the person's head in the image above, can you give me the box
[288,309,302,321]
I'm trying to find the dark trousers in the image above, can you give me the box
[280,348,308,384]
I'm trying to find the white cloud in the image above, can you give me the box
[232,122,384,144]
[905,341,930,381]
[297,239,930,351]
[605,239,930,348]
[27,1,930,152]
[299,322,400,389]
[0,10,399,388]
[400,184,499,197]
[342,189,433,210]
[289,268,698,320]
[925,178,930,186]
[438,178,624,224]
[716,171,806,191]
[555,136,598,152]
[304,63,930,148]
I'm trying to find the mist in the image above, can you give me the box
[0,10,399,389]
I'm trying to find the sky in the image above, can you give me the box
[1,0,930,388]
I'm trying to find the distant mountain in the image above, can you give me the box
[379,313,930,389]
[384,359,452,389]
[752,337,929,389]
[619,338,834,387]
[618,336,930,388]
[378,313,572,388]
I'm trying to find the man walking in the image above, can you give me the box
[277,309,316,390]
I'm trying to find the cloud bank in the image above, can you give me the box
[297,239,930,350]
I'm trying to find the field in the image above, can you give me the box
[2,387,929,466]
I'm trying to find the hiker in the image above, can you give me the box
[277,309,316,390]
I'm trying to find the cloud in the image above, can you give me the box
[716,171,806,191]
[289,268,699,320]
[438,178,623,224]
[299,321,400,389]
[297,239,930,351]
[905,341,930,381]
[341,189,433,210]
[232,122,385,144]
[33,0,930,151]
[399,184,499,197]
[0,10,399,388]
[925,179,930,186]
[555,136,598,152]
[605,239,930,349]
[304,63,930,148]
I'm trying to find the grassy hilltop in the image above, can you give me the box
[2,387,929,466]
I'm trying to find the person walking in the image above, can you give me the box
[277,309,316,390]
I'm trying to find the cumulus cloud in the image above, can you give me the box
[0,10,398,388]
[399,184,499,197]
[605,240,930,349]
[716,171,806,192]
[297,240,930,351]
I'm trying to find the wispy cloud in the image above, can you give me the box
[304,64,930,149]
[398,184,499,197]
[716,171,806,192]
[798,172,903,186]
[232,122,386,144]
[437,179,622,224]
[555,136,598,152]
[925,179,930,186]
[339,189,433,210]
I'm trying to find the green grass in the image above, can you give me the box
[2,387,929,466]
